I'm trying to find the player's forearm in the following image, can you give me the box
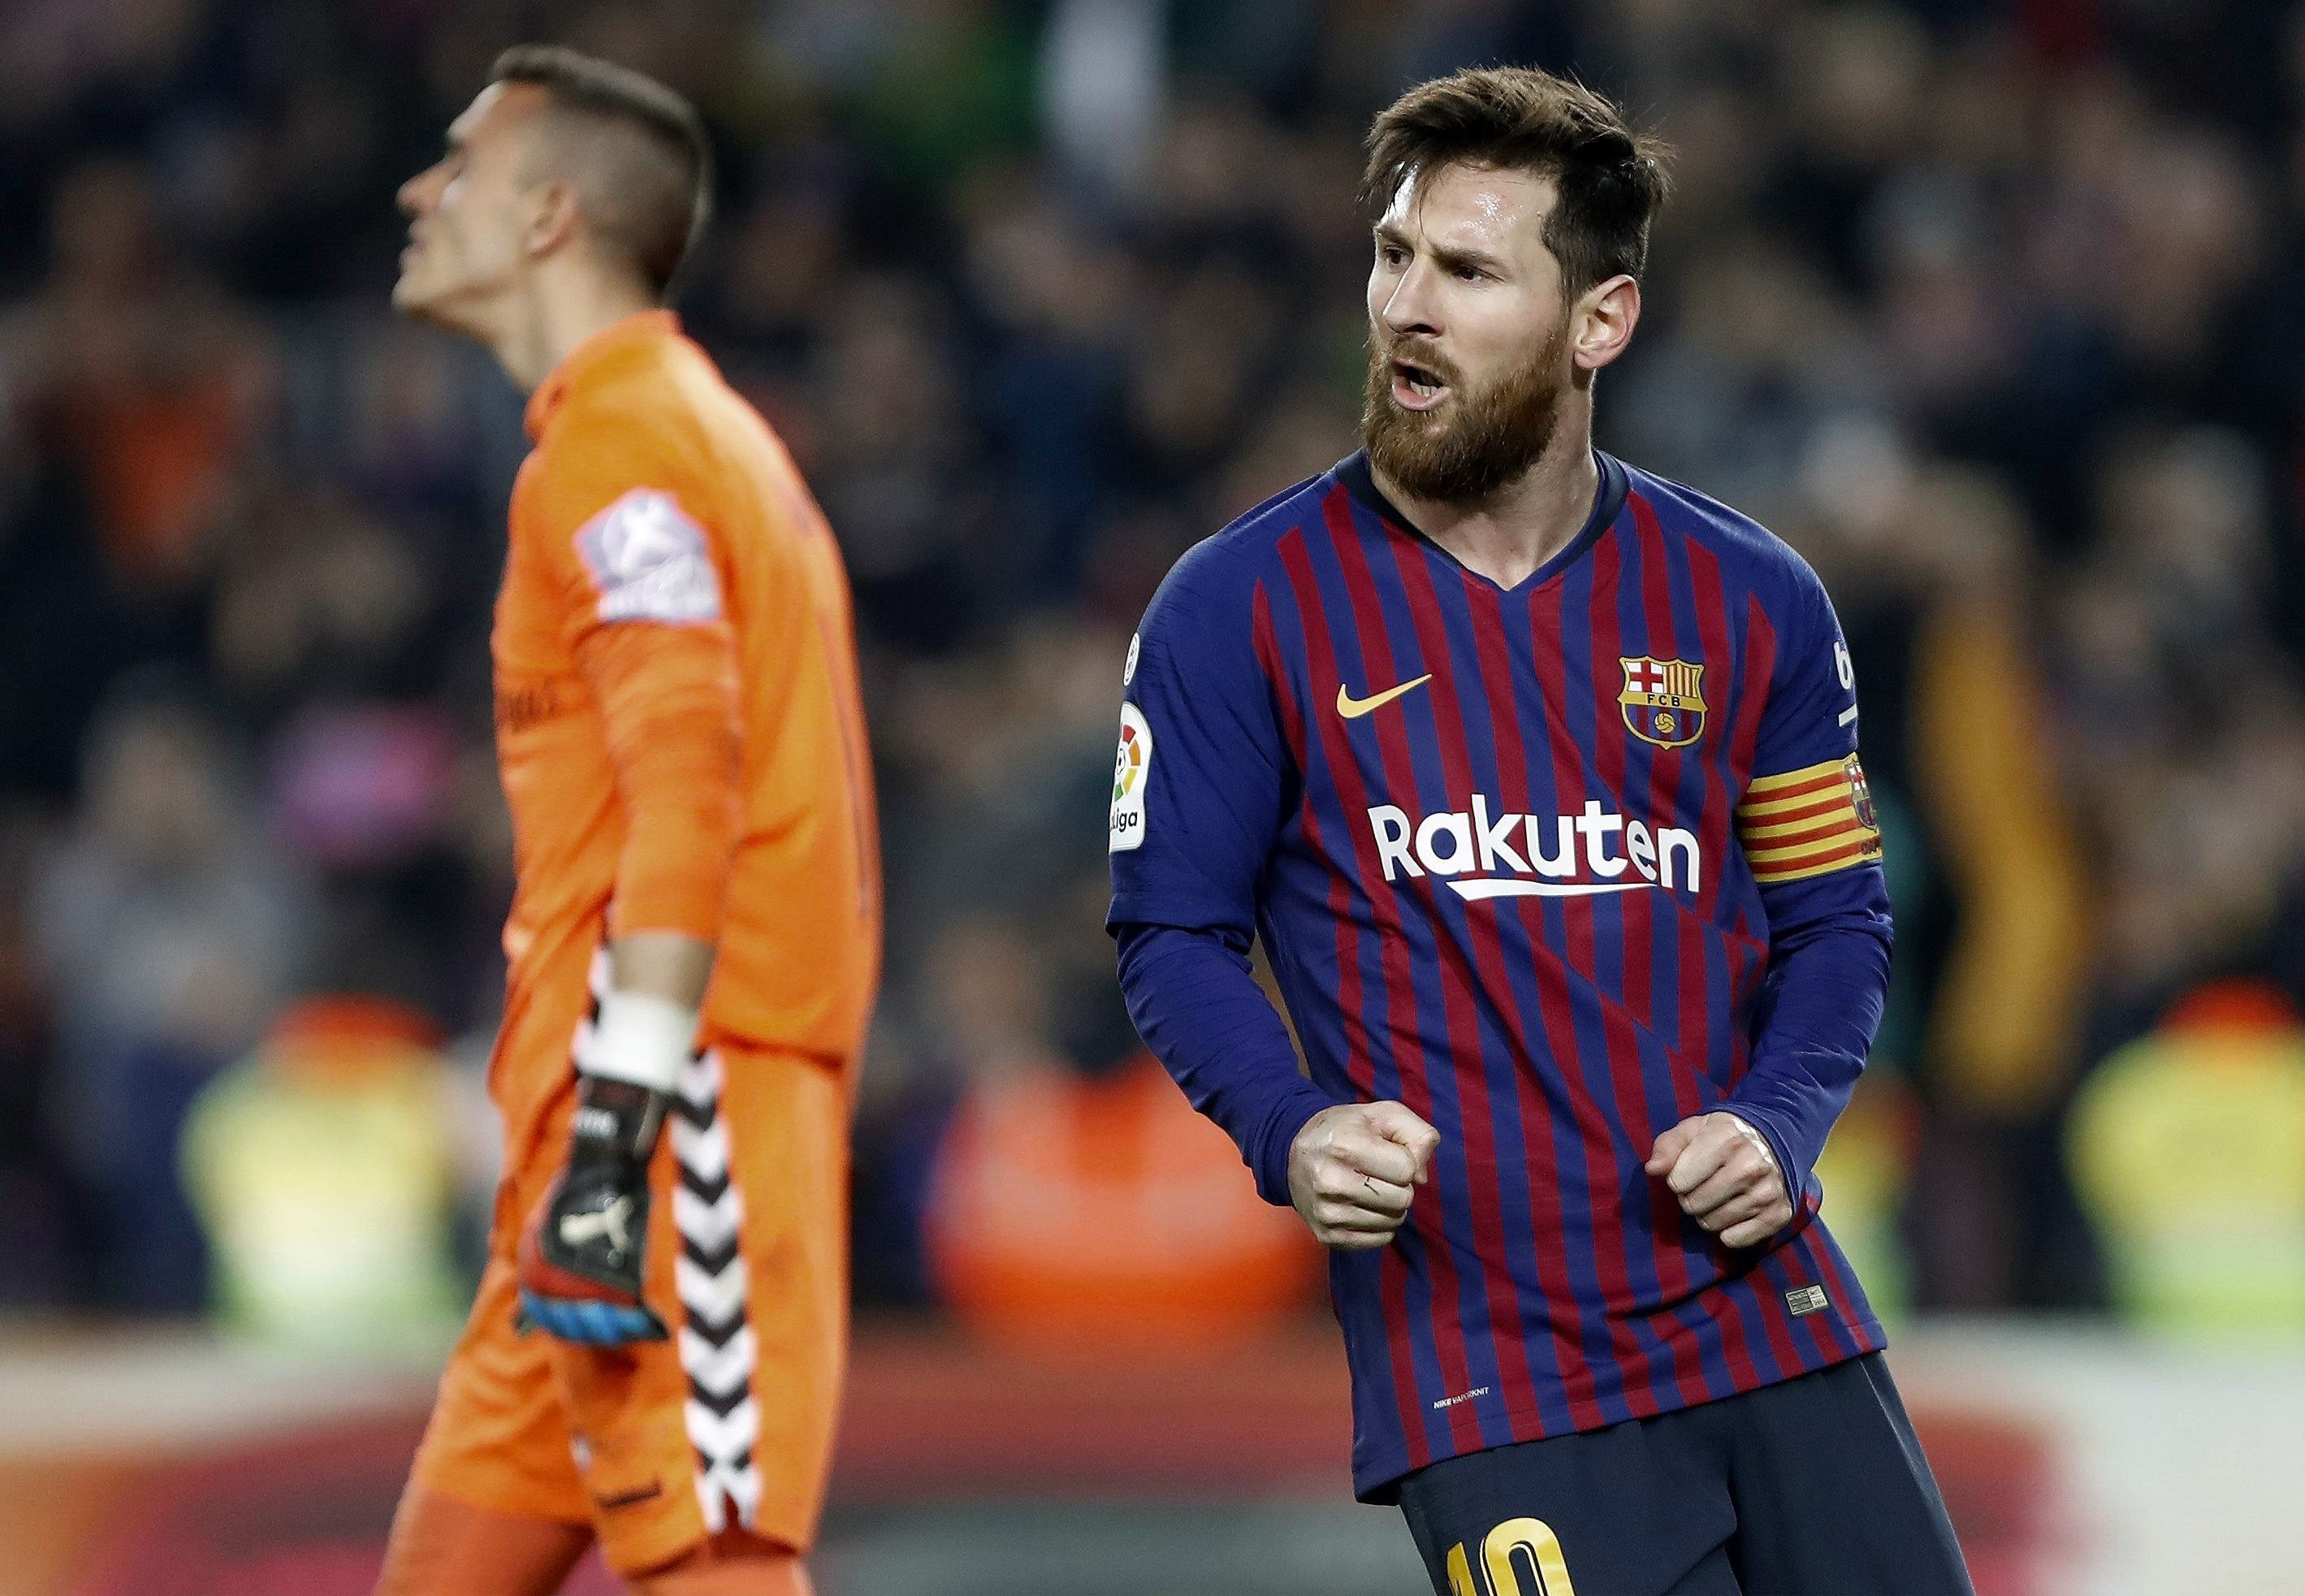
[1728,867,1893,1195]
[1115,920,1344,1206]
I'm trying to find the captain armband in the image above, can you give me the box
[1735,755,1883,885]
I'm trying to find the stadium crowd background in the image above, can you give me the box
[2,0,2303,1347]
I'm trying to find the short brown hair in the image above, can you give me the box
[1363,67,1671,296]
[491,45,713,300]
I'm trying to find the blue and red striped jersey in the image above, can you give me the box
[1108,450,1890,1499]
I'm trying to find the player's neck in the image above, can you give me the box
[1373,411,1601,590]
[491,269,660,393]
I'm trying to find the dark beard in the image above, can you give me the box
[1360,322,1568,505]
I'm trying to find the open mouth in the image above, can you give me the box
[1392,359,1451,412]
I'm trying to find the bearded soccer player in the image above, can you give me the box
[379,47,878,1596]
[1110,67,1971,1596]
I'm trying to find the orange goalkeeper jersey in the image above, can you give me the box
[489,310,880,1160]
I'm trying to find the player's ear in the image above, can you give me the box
[1570,274,1641,373]
[525,179,584,259]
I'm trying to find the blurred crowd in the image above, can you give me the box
[4,0,2305,1338]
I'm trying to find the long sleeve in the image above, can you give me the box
[531,459,746,945]
[1116,920,1343,1206]
[1725,867,1892,1206]
[575,618,742,941]
[1106,534,1327,1202]
[1726,545,1893,1205]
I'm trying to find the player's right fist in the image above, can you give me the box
[1287,1101,1441,1250]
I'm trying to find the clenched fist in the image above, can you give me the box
[1287,1101,1441,1250]
[1646,1111,1792,1249]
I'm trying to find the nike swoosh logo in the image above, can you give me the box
[1449,879,1653,902]
[1337,674,1433,719]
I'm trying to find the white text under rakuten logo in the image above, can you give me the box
[1367,798,1702,900]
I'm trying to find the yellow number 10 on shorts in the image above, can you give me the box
[1446,1516,1578,1596]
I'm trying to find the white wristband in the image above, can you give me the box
[582,988,699,1093]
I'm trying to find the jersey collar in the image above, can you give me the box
[524,309,681,442]
[1335,447,1629,595]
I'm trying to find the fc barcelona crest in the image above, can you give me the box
[1619,656,1707,748]
[1844,752,1878,832]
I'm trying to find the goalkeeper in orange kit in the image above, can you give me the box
[378,46,880,1596]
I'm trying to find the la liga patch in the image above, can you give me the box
[1109,702,1152,853]
[573,488,723,625]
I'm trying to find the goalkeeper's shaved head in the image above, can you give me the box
[490,45,712,301]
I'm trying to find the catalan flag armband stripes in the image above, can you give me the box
[1735,753,1884,885]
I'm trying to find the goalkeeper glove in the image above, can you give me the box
[514,988,694,1345]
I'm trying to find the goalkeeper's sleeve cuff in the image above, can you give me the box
[580,988,698,1094]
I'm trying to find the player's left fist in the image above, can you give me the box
[1645,1111,1793,1249]
[516,1076,670,1344]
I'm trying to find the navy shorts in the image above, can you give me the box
[1397,1353,1974,1596]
